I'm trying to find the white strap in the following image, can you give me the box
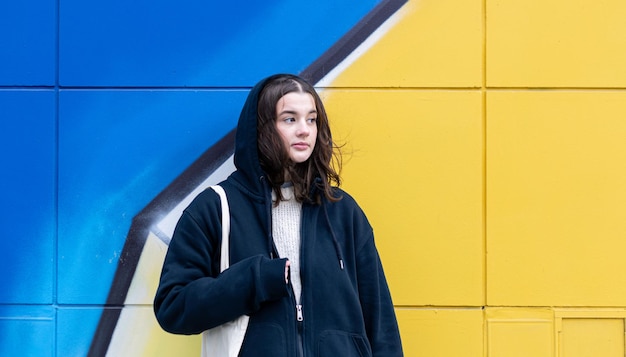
[210,185,230,272]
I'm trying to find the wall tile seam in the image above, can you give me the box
[485,87,626,91]
[395,306,485,310]
[395,306,626,309]
[5,86,626,91]
[45,86,483,91]
[0,304,155,309]
[0,316,55,321]
[319,87,483,90]
[0,87,57,90]
[33,86,255,91]
[51,304,154,308]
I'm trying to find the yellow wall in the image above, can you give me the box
[323,0,626,355]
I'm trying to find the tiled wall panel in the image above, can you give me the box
[0,1,56,85]
[487,0,626,87]
[58,0,379,87]
[0,306,55,357]
[324,89,484,307]
[487,91,626,306]
[57,89,245,304]
[329,0,483,88]
[0,91,55,304]
[397,308,484,356]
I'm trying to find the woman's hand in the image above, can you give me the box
[285,260,291,284]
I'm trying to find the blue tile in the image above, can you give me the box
[59,0,379,86]
[0,0,56,85]
[57,307,102,357]
[0,91,55,304]
[0,305,55,357]
[57,89,246,303]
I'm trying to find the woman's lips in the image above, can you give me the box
[292,142,309,150]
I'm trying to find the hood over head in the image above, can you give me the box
[230,74,345,269]
[231,73,337,203]
[232,75,277,200]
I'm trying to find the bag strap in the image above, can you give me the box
[210,185,230,272]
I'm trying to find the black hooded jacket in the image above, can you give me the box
[154,75,403,356]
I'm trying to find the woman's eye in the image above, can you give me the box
[283,117,295,123]
[308,118,317,123]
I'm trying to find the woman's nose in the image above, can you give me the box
[296,120,310,136]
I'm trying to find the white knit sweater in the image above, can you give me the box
[271,185,303,303]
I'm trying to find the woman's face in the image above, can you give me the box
[275,91,318,163]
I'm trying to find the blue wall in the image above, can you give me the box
[0,0,388,355]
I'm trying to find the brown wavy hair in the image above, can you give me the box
[257,74,342,205]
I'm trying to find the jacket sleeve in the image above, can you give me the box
[356,232,404,356]
[153,196,289,335]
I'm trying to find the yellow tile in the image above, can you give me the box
[555,309,626,357]
[487,0,626,87]
[328,0,482,87]
[486,308,554,357]
[560,319,624,357]
[322,89,483,306]
[397,308,484,356]
[487,91,626,306]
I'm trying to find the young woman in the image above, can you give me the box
[154,74,403,356]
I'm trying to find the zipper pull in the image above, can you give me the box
[296,304,304,322]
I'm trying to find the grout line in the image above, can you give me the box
[53,0,60,307]
[482,0,488,310]
[54,0,61,355]
[4,85,626,91]
[482,1,489,354]
[394,306,486,310]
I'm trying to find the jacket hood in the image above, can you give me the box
[232,75,275,200]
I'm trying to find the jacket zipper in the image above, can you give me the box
[295,204,308,357]
[296,304,304,322]
[269,182,306,356]
[286,279,304,357]
[296,303,304,357]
